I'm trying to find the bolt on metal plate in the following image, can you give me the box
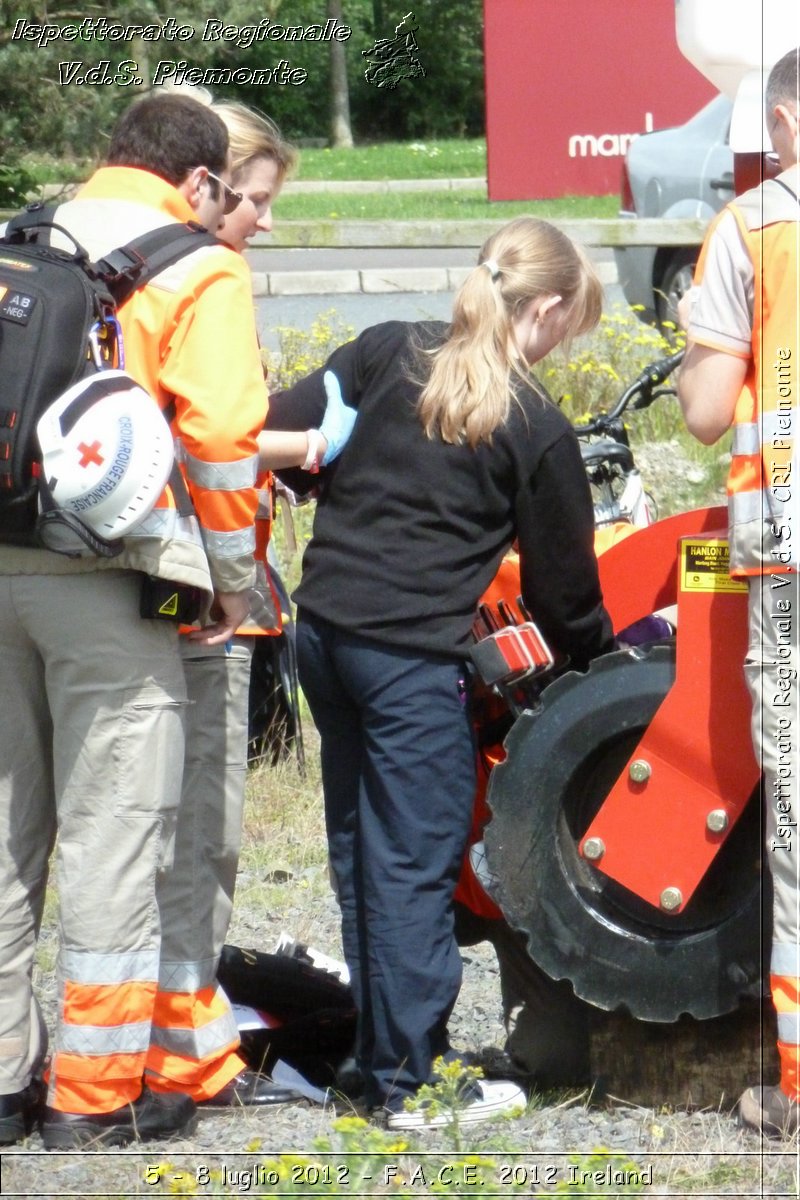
[706,808,729,833]
[629,759,652,783]
[660,886,683,911]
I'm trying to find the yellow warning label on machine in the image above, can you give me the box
[680,539,748,593]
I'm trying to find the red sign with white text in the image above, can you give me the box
[484,0,716,199]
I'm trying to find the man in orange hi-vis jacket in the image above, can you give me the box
[679,46,800,1140]
[0,92,268,1149]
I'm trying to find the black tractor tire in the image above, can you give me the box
[484,643,765,1022]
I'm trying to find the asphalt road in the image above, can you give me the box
[247,246,479,274]
[256,290,456,350]
[254,266,626,353]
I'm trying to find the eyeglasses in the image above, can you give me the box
[206,170,243,215]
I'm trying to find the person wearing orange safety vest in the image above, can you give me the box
[679,46,800,1140]
[0,93,269,1149]
[151,97,295,1111]
[149,98,354,1112]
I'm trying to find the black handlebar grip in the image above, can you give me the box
[637,350,685,389]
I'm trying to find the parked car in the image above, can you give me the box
[614,94,734,328]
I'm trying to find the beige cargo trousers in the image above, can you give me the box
[0,567,186,1109]
[747,574,800,1098]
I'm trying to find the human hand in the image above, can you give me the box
[319,370,356,465]
[676,286,700,332]
[188,589,251,645]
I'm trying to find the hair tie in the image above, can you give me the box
[482,258,500,281]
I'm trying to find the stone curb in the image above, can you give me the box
[251,259,618,298]
[281,177,486,194]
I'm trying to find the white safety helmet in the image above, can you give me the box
[36,370,174,553]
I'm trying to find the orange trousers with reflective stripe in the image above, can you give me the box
[146,986,245,1102]
[772,975,800,1101]
[145,640,253,1101]
[0,571,187,1114]
[746,578,800,1102]
[51,978,158,1114]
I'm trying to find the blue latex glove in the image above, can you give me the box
[319,370,356,465]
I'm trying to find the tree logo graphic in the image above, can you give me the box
[363,11,426,89]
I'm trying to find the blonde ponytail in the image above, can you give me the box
[417,217,602,446]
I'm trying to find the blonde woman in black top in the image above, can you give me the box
[267,217,614,1128]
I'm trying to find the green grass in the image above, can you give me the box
[276,190,617,221]
[292,138,487,180]
[11,138,617,223]
[16,138,487,191]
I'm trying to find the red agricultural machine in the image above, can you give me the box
[470,0,800,1031]
[472,353,763,1024]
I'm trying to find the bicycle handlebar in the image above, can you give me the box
[573,349,684,437]
[628,349,685,409]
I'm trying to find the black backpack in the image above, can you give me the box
[218,943,357,1088]
[0,203,217,550]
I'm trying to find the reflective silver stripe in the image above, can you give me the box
[159,958,217,993]
[730,407,799,470]
[150,1009,239,1060]
[760,407,800,441]
[731,477,799,540]
[183,450,258,492]
[127,509,205,547]
[731,422,760,456]
[772,943,800,977]
[60,1021,151,1055]
[728,516,786,572]
[204,525,256,558]
[730,488,776,524]
[147,244,229,294]
[777,1012,800,1046]
[62,949,158,986]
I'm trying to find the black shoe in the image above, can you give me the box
[201,1069,301,1107]
[0,1080,46,1146]
[41,1085,197,1150]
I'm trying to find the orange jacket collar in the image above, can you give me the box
[77,166,197,224]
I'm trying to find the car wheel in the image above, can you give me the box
[654,249,697,332]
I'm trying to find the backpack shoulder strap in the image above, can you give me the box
[4,203,59,236]
[95,221,220,307]
[3,203,91,262]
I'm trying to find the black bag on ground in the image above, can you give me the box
[0,204,215,548]
[248,564,304,768]
[218,944,356,1088]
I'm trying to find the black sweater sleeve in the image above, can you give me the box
[265,368,327,432]
[515,428,615,670]
[264,369,328,495]
[265,321,413,433]
[264,337,365,494]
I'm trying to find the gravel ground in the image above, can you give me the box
[3,874,797,1198]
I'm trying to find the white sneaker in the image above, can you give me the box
[384,1079,525,1130]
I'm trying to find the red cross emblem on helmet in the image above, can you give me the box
[77,440,104,468]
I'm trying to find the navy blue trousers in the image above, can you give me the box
[296,613,476,1110]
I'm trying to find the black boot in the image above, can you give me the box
[41,1085,197,1150]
